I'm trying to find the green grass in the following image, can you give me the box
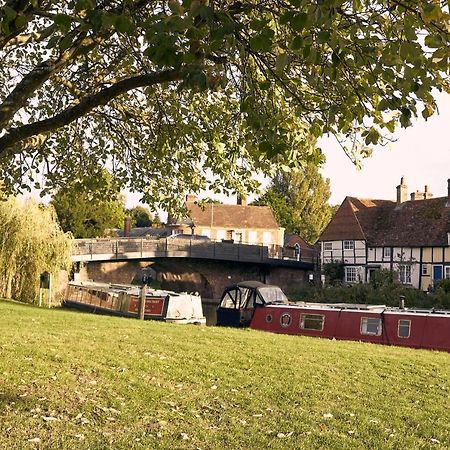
[1,299,449,449]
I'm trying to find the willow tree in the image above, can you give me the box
[0,1,449,210]
[0,197,71,303]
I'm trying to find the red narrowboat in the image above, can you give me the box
[216,281,450,352]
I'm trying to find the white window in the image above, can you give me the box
[323,242,332,251]
[360,317,382,336]
[383,247,391,258]
[200,229,211,238]
[399,265,411,284]
[422,265,429,276]
[262,231,272,245]
[445,266,450,279]
[248,231,257,245]
[300,314,325,331]
[344,240,354,250]
[345,267,357,283]
[398,320,411,338]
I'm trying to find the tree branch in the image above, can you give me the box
[0,69,184,154]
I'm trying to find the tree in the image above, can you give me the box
[254,165,334,243]
[126,205,153,227]
[0,1,449,211]
[51,170,126,238]
[0,197,71,303]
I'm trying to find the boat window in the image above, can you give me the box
[258,286,288,304]
[300,314,325,331]
[238,288,252,308]
[398,320,411,338]
[360,317,382,336]
[220,289,238,308]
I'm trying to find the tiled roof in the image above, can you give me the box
[320,196,450,246]
[187,203,280,230]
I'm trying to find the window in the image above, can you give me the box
[323,242,332,251]
[300,314,325,331]
[262,231,272,245]
[216,229,225,241]
[345,267,357,283]
[445,267,450,279]
[383,247,391,258]
[399,265,411,284]
[200,229,211,238]
[248,231,257,245]
[422,265,429,276]
[398,320,411,338]
[360,317,382,336]
[344,240,354,250]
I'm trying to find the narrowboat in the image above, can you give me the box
[217,281,450,352]
[63,281,206,325]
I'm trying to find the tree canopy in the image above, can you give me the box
[126,205,153,227]
[51,170,126,238]
[0,1,449,210]
[0,196,71,303]
[254,165,334,243]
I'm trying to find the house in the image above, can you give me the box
[170,195,285,250]
[283,234,317,263]
[318,178,450,290]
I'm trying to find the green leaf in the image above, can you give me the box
[54,14,72,30]
[290,13,308,31]
[59,35,73,51]
[424,35,442,49]
[276,52,290,71]
[290,35,303,50]
[317,31,330,44]
[3,5,17,22]
[114,14,134,34]
[14,14,27,29]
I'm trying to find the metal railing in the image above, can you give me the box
[72,237,317,266]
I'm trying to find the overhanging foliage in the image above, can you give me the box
[0,1,449,209]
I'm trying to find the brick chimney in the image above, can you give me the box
[423,185,433,199]
[124,217,132,237]
[185,194,197,203]
[396,177,408,203]
[237,194,247,206]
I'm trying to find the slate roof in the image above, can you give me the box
[187,203,280,229]
[319,196,450,247]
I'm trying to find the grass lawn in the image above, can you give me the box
[0,299,449,449]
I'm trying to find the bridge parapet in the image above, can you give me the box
[72,237,316,269]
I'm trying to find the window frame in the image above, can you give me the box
[397,319,411,339]
[398,264,412,285]
[323,242,332,251]
[343,240,355,250]
[422,264,429,276]
[300,314,325,331]
[360,317,382,336]
[345,266,357,283]
[383,247,391,258]
[445,266,450,279]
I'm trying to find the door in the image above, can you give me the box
[433,265,443,285]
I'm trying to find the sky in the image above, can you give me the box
[125,92,449,210]
[319,92,450,205]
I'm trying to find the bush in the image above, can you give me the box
[288,283,449,309]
